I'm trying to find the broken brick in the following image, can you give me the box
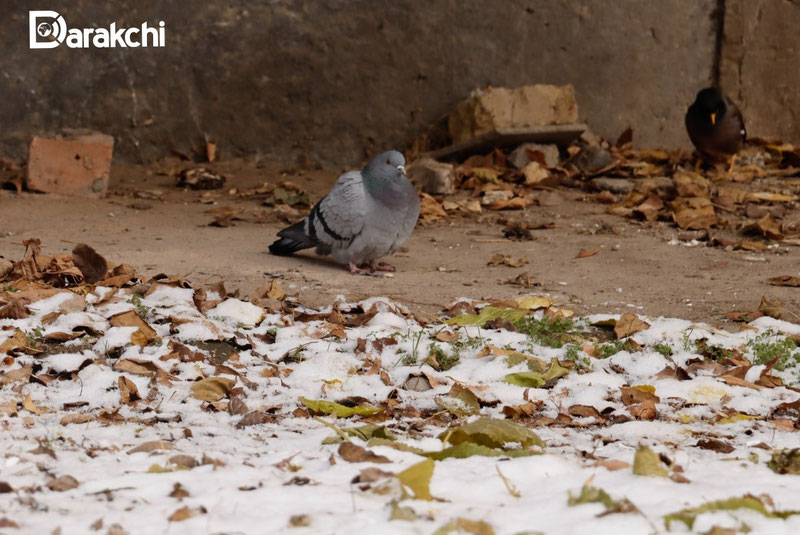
[27,131,114,198]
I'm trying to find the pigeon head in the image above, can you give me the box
[363,150,406,181]
[693,88,727,126]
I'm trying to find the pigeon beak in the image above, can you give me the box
[397,165,406,175]
[710,112,716,126]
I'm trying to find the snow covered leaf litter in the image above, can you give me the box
[2,277,800,533]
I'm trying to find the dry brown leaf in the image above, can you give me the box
[267,280,285,300]
[758,295,800,322]
[46,475,79,492]
[620,386,660,406]
[190,376,236,402]
[632,194,664,221]
[127,440,173,454]
[695,438,735,453]
[671,196,717,230]
[568,404,602,419]
[628,400,657,420]
[118,376,141,405]
[60,413,93,425]
[71,244,108,284]
[21,394,44,415]
[614,314,650,339]
[768,275,800,287]
[419,193,447,221]
[168,506,206,522]
[109,310,157,345]
[521,161,552,186]
[488,196,533,210]
[487,254,528,267]
[575,247,600,259]
[337,442,391,464]
[593,458,631,471]
[0,298,29,319]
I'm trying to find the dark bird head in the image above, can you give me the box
[692,88,728,127]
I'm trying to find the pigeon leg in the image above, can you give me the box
[347,262,388,277]
[367,260,396,272]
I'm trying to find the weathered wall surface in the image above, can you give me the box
[720,0,800,143]
[1,0,722,165]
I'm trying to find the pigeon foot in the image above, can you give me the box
[347,262,392,277]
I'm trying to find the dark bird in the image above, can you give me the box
[269,150,420,276]
[685,87,746,172]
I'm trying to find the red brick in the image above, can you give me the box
[27,131,114,198]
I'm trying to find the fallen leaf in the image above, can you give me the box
[664,495,798,530]
[434,518,496,535]
[628,400,657,420]
[632,445,668,477]
[419,193,447,221]
[71,244,108,284]
[758,295,800,322]
[768,448,800,474]
[504,358,571,388]
[168,506,206,522]
[614,313,650,338]
[746,191,798,203]
[575,247,600,259]
[593,459,631,471]
[672,196,717,230]
[696,438,735,454]
[300,397,381,417]
[487,254,528,267]
[434,383,480,417]
[109,310,157,345]
[267,280,285,300]
[767,275,800,287]
[47,475,80,492]
[21,394,43,415]
[337,442,391,464]
[190,377,236,402]
[118,376,141,405]
[396,459,434,501]
[620,385,659,406]
[447,306,527,327]
[128,440,173,454]
[439,418,544,449]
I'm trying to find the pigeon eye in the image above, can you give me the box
[385,159,390,165]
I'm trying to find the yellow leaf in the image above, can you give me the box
[22,394,43,415]
[397,459,435,501]
[632,446,668,477]
[267,280,285,300]
[517,296,552,310]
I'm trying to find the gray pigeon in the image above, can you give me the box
[269,150,420,275]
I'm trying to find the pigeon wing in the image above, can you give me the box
[306,171,366,247]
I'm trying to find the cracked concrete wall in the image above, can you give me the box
[1,0,718,166]
[720,0,800,143]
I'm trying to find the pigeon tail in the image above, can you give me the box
[269,221,314,256]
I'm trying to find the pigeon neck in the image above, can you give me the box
[364,174,411,207]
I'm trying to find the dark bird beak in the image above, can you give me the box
[710,112,716,126]
[397,165,406,175]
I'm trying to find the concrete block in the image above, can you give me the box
[27,131,114,198]
[448,84,579,144]
[407,158,455,195]
[508,143,560,169]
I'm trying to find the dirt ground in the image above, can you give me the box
[1,158,797,323]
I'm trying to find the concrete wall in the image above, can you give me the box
[0,0,791,167]
[720,0,800,143]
